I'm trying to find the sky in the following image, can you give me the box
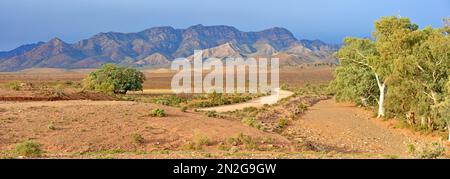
[0,0,449,51]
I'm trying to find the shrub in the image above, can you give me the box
[7,81,21,91]
[155,99,170,105]
[218,143,231,151]
[181,134,210,151]
[49,85,65,98]
[187,93,255,108]
[406,143,416,155]
[296,103,308,113]
[181,106,188,112]
[277,118,289,129]
[241,117,263,130]
[150,109,166,117]
[407,142,446,159]
[154,95,187,107]
[14,141,43,157]
[132,133,145,144]
[226,133,259,150]
[83,63,145,94]
[47,122,56,130]
[196,136,210,146]
[181,142,201,150]
[206,111,218,118]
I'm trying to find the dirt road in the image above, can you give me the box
[201,89,294,112]
[284,99,441,156]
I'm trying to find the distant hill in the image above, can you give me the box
[0,25,339,71]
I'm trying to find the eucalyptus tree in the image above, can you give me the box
[330,38,379,108]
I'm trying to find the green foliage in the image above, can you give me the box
[153,95,187,107]
[182,133,211,151]
[385,23,450,122]
[47,122,56,130]
[150,108,166,117]
[329,38,380,106]
[14,141,43,157]
[218,143,231,151]
[276,118,288,129]
[181,106,188,112]
[241,117,263,130]
[331,16,450,137]
[187,92,255,108]
[7,81,21,91]
[227,133,259,150]
[295,103,309,114]
[83,63,145,94]
[434,79,450,130]
[407,142,446,159]
[206,111,218,118]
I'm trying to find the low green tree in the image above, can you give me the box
[83,63,145,94]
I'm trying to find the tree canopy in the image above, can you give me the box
[330,16,450,139]
[83,63,146,94]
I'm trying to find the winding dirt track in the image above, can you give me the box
[200,90,443,156]
[285,100,440,156]
[200,89,294,112]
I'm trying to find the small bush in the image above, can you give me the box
[277,118,289,129]
[48,85,65,98]
[196,136,210,146]
[218,143,231,151]
[47,122,56,130]
[206,111,218,118]
[181,106,188,112]
[295,103,308,114]
[406,143,416,154]
[407,142,446,159]
[14,141,43,157]
[150,108,166,117]
[7,81,21,91]
[227,133,259,150]
[181,142,201,150]
[132,133,145,144]
[181,134,211,151]
[187,92,255,108]
[154,95,188,107]
[241,117,263,130]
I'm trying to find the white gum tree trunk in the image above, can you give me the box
[375,73,386,118]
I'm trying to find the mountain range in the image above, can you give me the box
[0,25,339,71]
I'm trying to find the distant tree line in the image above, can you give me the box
[330,17,450,140]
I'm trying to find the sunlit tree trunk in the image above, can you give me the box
[375,73,386,118]
[448,123,450,141]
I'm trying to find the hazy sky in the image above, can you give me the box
[0,0,449,51]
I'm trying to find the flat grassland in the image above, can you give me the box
[0,66,334,89]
